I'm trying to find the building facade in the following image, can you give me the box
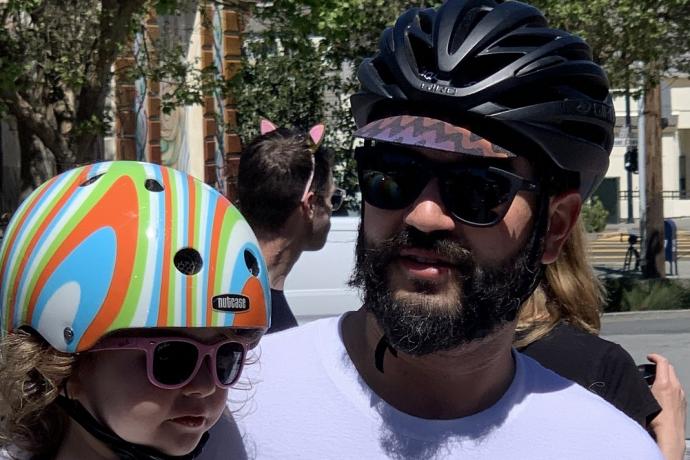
[603,76,690,221]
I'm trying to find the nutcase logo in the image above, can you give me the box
[212,294,250,313]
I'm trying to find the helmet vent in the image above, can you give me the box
[493,33,553,50]
[409,35,434,76]
[418,9,434,34]
[174,248,203,275]
[79,173,105,187]
[449,8,490,55]
[145,179,164,192]
[244,250,260,277]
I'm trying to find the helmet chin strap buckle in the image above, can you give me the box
[57,396,209,460]
[374,335,398,373]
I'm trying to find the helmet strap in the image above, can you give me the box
[374,334,398,373]
[56,396,209,460]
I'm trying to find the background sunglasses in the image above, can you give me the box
[331,187,346,211]
[354,145,540,227]
[90,336,246,389]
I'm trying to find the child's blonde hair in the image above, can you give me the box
[515,218,605,348]
[0,329,75,457]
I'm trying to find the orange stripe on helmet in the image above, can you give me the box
[233,276,267,329]
[77,176,140,350]
[0,176,57,327]
[186,175,196,326]
[157,167,173,326]
[206,198,228,324]
[20,168,90,324]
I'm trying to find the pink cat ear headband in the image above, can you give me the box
[259,119,326,203]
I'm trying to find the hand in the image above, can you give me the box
[647,353,686,460]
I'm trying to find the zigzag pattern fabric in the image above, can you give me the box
[0,161,270,352]
[354,115,514,158]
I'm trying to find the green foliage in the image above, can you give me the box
[581,196,609,233]
[603,277,690,312]
[233,0,441,210]
[531,0,690,93]
[0,0,236,170]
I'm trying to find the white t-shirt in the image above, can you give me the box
[0,447,30,460]
[201,315,662,460]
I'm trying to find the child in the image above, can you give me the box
[0,161,271,459]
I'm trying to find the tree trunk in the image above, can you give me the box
[642,82,665,278]
[72,0,146,165]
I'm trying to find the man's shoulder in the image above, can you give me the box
[262,316,339,345]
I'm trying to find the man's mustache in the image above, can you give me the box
[364,226,473,269]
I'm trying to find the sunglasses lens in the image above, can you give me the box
[357,148,429,211]
[153,341,198,386]
[216,342,245,386]
[444,169,515,225]
[331,189,345,211]
[359,167,423,210]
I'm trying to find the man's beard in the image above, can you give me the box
[349,209,547,356]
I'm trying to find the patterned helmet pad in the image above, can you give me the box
[354,115,515,158]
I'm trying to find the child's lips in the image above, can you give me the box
[169,415,206,428]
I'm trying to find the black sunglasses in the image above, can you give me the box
[354,145,540,227]
[331,188,345,211]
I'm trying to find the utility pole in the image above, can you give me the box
[642,82,665,278]
[638,96,646,260]
[624,87,634,223]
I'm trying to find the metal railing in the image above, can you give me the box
[617,190,690,200]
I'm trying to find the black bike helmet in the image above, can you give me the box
[351,0,614,199]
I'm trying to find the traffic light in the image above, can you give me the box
[624,147,638,174]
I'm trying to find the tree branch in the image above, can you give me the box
[3,90,75,166]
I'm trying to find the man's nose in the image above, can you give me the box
[404,178,455,234]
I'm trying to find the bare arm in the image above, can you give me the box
[647,354,687,460]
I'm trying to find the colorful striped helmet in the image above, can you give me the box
[0,161,271,353]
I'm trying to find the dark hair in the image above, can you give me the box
[237,128,334,235]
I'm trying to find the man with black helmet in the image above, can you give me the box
[203,0,663,458]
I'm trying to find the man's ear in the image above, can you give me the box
[300,191,316,219]
[542,191,582,264]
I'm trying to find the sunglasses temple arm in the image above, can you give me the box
[300,157,316,203]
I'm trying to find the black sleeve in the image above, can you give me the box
[597,343,661,427]
[267,289,298,334]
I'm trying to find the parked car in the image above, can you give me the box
[284,216,360,322]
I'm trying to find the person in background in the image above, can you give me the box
[237,120,343,333]
[517,219,687,460]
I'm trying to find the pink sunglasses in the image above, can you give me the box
[90,336,247,389]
